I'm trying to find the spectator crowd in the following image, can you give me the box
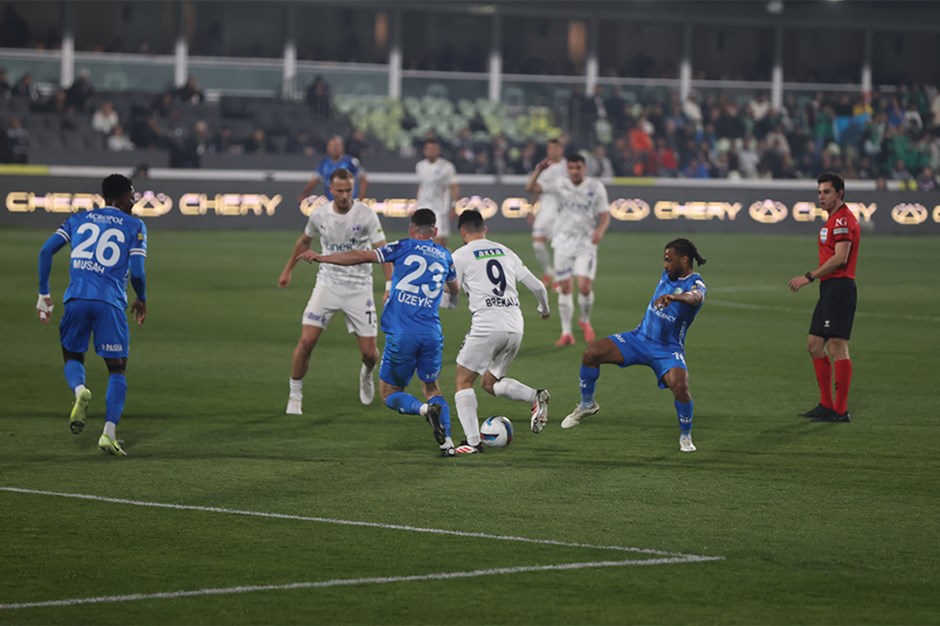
[2,65,940,190]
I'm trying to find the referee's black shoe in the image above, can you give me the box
[799,404,834,418]
[812,410,851,423]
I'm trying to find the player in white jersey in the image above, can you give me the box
[278,168,391,415]
[528,138,566,286]
[415,137,459,248]
[526,152,610,347]
[448,210,552,454]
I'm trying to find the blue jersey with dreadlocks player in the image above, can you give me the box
[608,270,706,389]
[634,270,707,349]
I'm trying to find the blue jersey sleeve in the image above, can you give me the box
[38,232,68,294]
[374,240,404,264]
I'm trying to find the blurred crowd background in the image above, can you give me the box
[2,0,939,190]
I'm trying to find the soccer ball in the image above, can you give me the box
[480,416,513,448]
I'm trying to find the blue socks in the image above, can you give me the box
[385,392,452,437]
[579,365,600,407]
[64,360,85,392]
[105,373,127,425]
[675,399,693,435]
[385,391,424,416]
[427,395,452,437]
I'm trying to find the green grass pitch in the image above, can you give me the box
[1,228,938,625]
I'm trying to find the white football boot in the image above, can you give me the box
[560,401,599,429]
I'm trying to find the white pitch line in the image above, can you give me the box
[0,556,720,611]
[0,487,710,559]
[708,298,940,323]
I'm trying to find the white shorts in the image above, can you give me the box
[531,203,557,239]
[456,330,523,379]
[432,207,451,237]
[553,248,598,281]
[302,282,377,337]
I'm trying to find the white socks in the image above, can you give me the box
[103,421,116,439]
[558,292,574,335]
[455,388,481,446]
[578,291,594,322]
[492,378,537,403]
[289,378,303,399]
[75,384,87,398]
[533,240,552,278]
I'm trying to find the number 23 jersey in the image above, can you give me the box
[374,239,456,335]
[452,238,531,335]
[56,207,147,309]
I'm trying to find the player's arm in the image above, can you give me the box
[299,174,321,202]
[129,253,147,325]
[278,233,313,287]
[518,267,551,319]
[300,249,379,266]
[788,241,851,292]
[36,233,67,324]
[525,158,552,194]
[592,211,611,245]
[654,289,704,309]
[371,238,393,301]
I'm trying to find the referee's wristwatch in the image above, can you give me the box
[804,272,815,282]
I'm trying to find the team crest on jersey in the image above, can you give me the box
[673,287,683,295]
[819,227,828,243]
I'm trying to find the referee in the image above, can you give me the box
[788,172,860,423]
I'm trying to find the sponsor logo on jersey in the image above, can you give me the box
[648,304,677,322]
[819,227,828,243]
[473,248,505,260]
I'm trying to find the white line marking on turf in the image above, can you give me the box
[709,298,940,323]
[0,487,711,558]
[0,556,721,611]
[0,487,722,610]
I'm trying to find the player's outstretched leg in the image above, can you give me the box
[64,358,91,434]
[561,363,600,429]
[663,367,696,453]
[427,395,453,451]
[385,391,445,444]
[487,375,549,433]
[675,399,696,453]
[454,388,483,454]
[98,373,127,457]
[555,292,575,346]
[577,291,596,343]
[286,378,303,415]
[359,363,375,405]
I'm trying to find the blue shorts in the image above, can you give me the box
[379,332,443,389]
[60,299,130,359]
[610,330,686,389]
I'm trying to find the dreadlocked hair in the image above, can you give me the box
[666,238,707,267]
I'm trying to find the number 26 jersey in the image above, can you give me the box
[55,207,148,309]
[374,239,456,335]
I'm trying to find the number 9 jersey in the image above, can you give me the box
[56,207,148,309]
[374,239,456,336]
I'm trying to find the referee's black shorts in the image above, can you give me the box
[809,277,857,340]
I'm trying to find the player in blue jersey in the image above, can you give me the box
[299,208,460,456]
[561,239,707,453]
[298,135,369,202]
[36,174,148,457]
